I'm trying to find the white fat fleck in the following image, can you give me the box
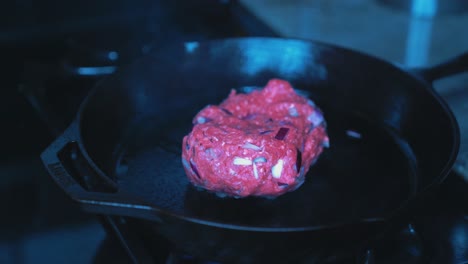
[242,142,262,151]
[288,106,299,117]
[253,163,259,179]
[233,157,252,166]
[197,116,206,124]
[271,159,284,178]
[229,168,236,175]
[182,158,190,170]
[240,86,261,94]
[346,130,362,139]
[253,157,267,163]
[307,111,323,127]
[216,192,227,198]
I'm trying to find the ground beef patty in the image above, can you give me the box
[181,79,329,198]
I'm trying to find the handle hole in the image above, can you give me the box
[58,142,117,193]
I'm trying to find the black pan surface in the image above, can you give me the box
[113,96,416,228]
[74,38,457,230]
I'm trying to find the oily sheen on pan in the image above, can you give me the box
[181,79,329,198]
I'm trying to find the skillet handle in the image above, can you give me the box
[40,123,162,223]
[413,51,468,83]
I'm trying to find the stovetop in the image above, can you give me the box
[2,1,468,263]
[61,172,468,264]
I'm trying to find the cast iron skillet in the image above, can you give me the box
[41,37,464,263]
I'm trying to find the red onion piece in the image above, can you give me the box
[279,120,293,126]
[277,182,289,188]
[242,113,257,120]
[190,159,201,179]
[275,127,289,140]
[296,149,302,173]
[221,108,233,115]
[260,130,274,135]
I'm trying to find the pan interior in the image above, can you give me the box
[113,95,418,228]
[77,38,448,229]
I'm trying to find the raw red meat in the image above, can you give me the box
[181,79,329,198]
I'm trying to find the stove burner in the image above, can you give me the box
[93,219,423,264]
